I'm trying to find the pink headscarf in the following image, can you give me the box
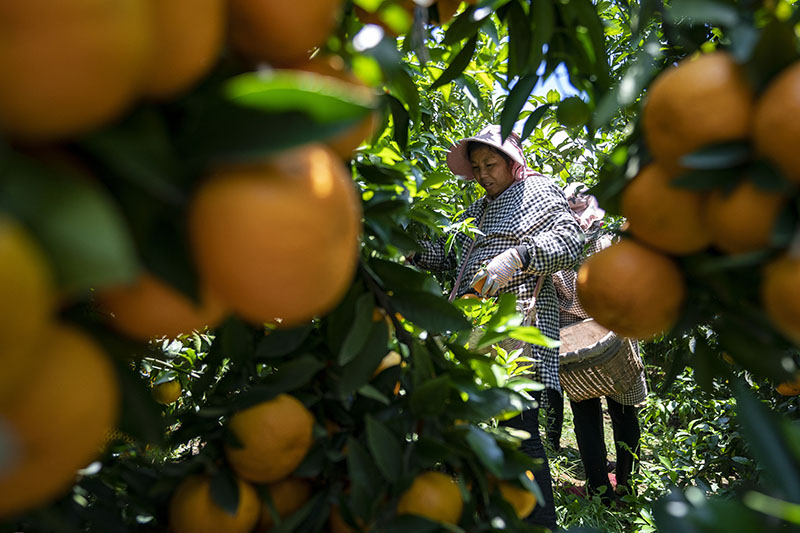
[564,182,605,231]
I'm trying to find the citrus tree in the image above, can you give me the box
[2,1,800,532]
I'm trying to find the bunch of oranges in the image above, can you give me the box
[0,0,372,523]
[578,51,800,344]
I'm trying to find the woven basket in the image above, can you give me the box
[558,318,643,403]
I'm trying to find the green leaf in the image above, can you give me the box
[339,293,376,365]
[500,75,538,140]
[387,94,410,152]
[443,6,490,46]
[264,354,325,391]
[465,426,504,476]
[255,325,314,359]
[431,34,479,90]
[216,316,257,367]
[666,0,740,27]
[338,321,390,395]
[390,290,470,333]
[520,104,551,141]
[679,141,751,170]
[507,325,558,348]
[734,382,800,503]
[210,468,240,516]
[389,68,421,124]
[410,375,451,416]
[177,99,361,163]
[347,438,384,494]
[365,415,404,483]
[506,1,531,78]
[0,153,139,294]
[225,71,374,123]
[368,258,442,295]
[528,0,554,74]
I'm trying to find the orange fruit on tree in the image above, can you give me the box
[761,254,800,345]
[576,239,686,339]
[498,479,537,519]
[705,179,787,254]
[96,273,226,341]
[753,61,800,183]
[152,379,182,405]
[776,376,800,396]
[224,394,315,484]
[642,51,754,169]
[142,0,226,99]
[0,324,119,518]
[0,217,54,400]
[256,477,313,531]
[168,474,260,533]
[396,471,464,525]
[229,0,343,66]
[620,162,710,255]
[0,0,152,141]
[291,56,379,159]
[472,276,488,295]
[188,144,362,326]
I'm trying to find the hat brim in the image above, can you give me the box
[446,135,526,180]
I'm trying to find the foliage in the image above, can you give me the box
[4,0,800,532]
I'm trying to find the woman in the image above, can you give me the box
[411,125,582,530]
[553,183,648,502]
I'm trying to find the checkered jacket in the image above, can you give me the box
[416,175,583,391]
[552,232,648,405]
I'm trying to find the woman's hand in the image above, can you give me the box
[470,248,523,296]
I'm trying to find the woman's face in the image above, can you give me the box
[469,145,515,199]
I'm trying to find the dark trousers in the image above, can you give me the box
[500,392,558,530]
[570,396,640,498]
[543,388,564,450]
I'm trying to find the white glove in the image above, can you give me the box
[470,248,524,296]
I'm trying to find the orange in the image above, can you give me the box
[0,0,152,141]
[753,61,800,183]
[706,179,787,254]
[0,324,119,518]
[229,0,343,66]
[776,376,800,396]
[498,480,537,519]
[224,394,315,483]
[188,144,362,326]
[96,273,226,341]
[620,163,710,255]
[168,474,260,533]
[396,471,463,525]
[642,51,754,169]
[472,276,487,295]
[152,380,182,405]
[761,254,800,345]
[256,477,313,531]
[291,56,378,159]
[576,239,686,339]
[0,217,53,400]
[143,0,226,98]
